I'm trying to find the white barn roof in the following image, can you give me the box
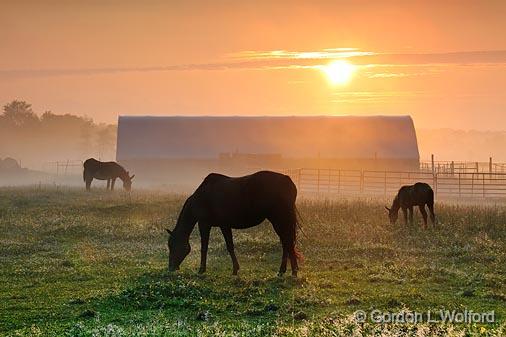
[116,115,419,161]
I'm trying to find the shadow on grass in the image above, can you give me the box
[79,269,310,327]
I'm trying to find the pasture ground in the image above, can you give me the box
[1,187,505,336]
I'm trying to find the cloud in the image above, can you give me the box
[330,91,424,103]
[229,48,375,60]
[1,49,506,80]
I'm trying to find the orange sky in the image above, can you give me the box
[1,0,506,130]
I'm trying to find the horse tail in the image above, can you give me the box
[83,168,86,182]
[427,185,435,207]
[295,205,307,239]
[294,246,304,263]
[293,204,305,263]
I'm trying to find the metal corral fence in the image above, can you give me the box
[419,156,506,175]
[283,168,506,199]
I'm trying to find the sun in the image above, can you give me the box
[322,60,355,85]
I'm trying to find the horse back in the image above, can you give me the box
[193,171,296,226]
[398,182,433,206]
[83,158,125,180]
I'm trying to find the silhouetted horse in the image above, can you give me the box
[386,182,435,228]
[167,171,302,276]
[83,158,135,191]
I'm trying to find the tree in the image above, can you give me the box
[96,125,116,160]
[2,100,39,127]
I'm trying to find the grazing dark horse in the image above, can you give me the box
[386,182,436,228]
[83,158,135,191]
[167,171,302,276]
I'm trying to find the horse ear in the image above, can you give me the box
[385,206,391,212]
[130,174,135,180]
[166,228,173,236]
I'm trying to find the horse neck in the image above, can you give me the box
[391,196,401,211]
[173,196,198,240]
[117,167,128,181]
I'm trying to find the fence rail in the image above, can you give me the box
[44,160,83,176]
[284,168,506,199]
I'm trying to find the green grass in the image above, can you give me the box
[0,187,505,336]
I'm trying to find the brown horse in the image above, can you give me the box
[167,171,303,276]
[83,158,135,191]
[386,182,436,228]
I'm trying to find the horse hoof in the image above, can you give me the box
[198,269,206,274]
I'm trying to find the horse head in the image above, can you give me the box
[166,228,191,272]
[385,206,398,224]
[122,172,135,191]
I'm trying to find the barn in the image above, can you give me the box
[116,115,419,185]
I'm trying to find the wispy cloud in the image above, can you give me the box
[330,91,424,103]
[1,49,506,79]
[229,48,375,60]
[329,90,504,104]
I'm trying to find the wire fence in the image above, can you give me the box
[40,159,506,199]
[44,160,83,176]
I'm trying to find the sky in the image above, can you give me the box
[1,0,506,130]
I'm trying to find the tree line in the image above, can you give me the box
[0,100,116,169]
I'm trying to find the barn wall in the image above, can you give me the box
[117,115,420,161]
[116,115,420,188]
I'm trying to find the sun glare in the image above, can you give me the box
[322,60,355,85]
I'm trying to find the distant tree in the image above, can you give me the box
[2,100,39,127]
[96,125,116,160]
[78,121,95,158]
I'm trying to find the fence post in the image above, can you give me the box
[451,161,454,176]
[433,173,438,198]
[384,171,387,197]
[476,162,479,173]
[338,170,341,194]
[317,169,320,196]
[327,169,331,194]
[459,172,462,198]
[431,154,435,174]
[471,173,474,197]
[483,173,485,198]
[489,157,493,174]
[360,170,364,194]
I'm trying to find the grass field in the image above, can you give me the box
[1,187,505,336]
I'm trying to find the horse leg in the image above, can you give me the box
[402,207,408,226]
[419,205,428,229]
[408,206,414,225]
[270,220,289,276]
[427,203,436,227]
[85,177,92,191]
[220,227,239,275]
[111,178,116,191]
[279,246,288,276]
[198,222,211,274]
[106,179,110,190]
[287,240,298,277]
[276,224,299,277]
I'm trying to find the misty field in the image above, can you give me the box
[1,188,505,336]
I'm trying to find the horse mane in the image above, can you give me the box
[391,195,400,211]
[173,195,198,238]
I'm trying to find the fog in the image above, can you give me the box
[3,99,506,189]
